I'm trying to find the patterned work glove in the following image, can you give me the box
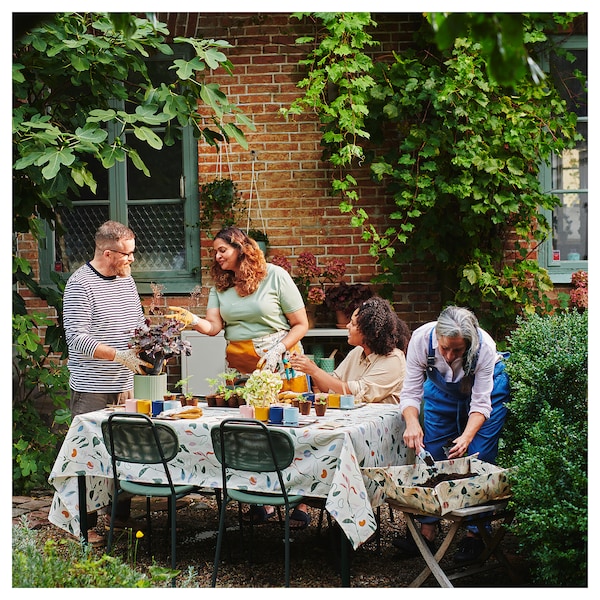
[257,342,287,372]
[113,349,152,374]
[166,306,201,328]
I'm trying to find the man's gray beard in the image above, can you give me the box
[116,265,131,278]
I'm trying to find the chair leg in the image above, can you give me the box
[146,496,153,556]
[169,495,177,586]
[212,498,230,587]
[283,506,291,587]
[106,492,120,553]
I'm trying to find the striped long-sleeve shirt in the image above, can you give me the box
[63,262,145,393]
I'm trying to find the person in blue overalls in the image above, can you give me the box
[393,306,510,563]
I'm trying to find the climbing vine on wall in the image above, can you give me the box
[285,12,581,337]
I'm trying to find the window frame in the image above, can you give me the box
[39,51,201,296]
[538,34,587,284]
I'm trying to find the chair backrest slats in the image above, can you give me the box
[101,414,180,464]
[212,423,294,473]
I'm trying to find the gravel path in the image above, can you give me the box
[23,492,532,588]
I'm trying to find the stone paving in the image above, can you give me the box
[13,493,205,531]
[12,495,53,529]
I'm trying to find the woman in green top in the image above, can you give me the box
[168,226,309,375]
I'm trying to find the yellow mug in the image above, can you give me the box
[137,399,151,415]
[328,394,341,408]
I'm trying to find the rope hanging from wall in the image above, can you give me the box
[215,142,231,179]
[246,153,266,233]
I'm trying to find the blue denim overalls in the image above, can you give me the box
[423,328,510,464]
[418,329,510,529]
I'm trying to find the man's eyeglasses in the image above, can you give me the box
[108,249,135,258]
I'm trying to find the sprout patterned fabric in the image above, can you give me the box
[48,404,407,550]
[363,456,513,516]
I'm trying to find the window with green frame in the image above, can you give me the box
[39,52,201,295]
[539,36,587,284]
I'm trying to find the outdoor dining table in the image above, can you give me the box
[48,403,408,585]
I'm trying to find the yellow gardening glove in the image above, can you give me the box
[166,306,201,328]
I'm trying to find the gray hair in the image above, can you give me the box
[94,221,135,251]
[435,306,480,376]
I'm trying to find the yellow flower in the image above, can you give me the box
[136,530,144,539]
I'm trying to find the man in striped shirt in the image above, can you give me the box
[63,220,150,542]
[63,220,150,417]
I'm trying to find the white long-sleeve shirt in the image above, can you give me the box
[63,262,145,393]
[399,321,499,419]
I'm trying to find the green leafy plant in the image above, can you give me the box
[174,376,194,401]
[241,369,283,407]
[13,313,71,494]
[12,518,178,587]
[206,369,241,396]
[285,13,581,338]
[499,310,587,586]
[198,177,245,233]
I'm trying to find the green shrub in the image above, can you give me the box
[12,519,179,587]
[500,310,587,586]
[12,313,71,494]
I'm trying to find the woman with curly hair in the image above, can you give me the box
[168,227,308,375]
[290,296,409,404]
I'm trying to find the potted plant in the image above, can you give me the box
[205,369,243,407]
[324,282,374,327]
[241,369,283,421]
[198,177,246,234]
[298,397,311,416]
[130,318,192,374]
[314,396,327,416]
[269,252,346,327]
[174,376,198,406]
[247,228,270,255]
[129,317,193,401]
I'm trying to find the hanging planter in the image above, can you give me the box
[247,228,269,255]
[198,177,244,233]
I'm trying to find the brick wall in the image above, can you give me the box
[154,12,442,330]
[17,12,576,347]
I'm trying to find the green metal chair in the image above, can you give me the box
[101,413,196,577]
[210,418,304,587]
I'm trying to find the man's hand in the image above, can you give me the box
[113,349,152,374]
[257,342,286,372]
[166,306,200,328]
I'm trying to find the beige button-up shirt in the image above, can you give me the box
[331,346,406,404]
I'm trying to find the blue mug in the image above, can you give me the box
[269,405,284,424]
[340,394,355,409]
[283,406,299,426]
[151,400,164,417]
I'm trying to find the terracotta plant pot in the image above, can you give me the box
[299,400,311,416]
[206,395,218,407]
[315,403,327,416]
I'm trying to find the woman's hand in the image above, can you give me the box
[401,407,424,451]
[166,306,200,328]
[257,342,286,372]
[289,353,316,375]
